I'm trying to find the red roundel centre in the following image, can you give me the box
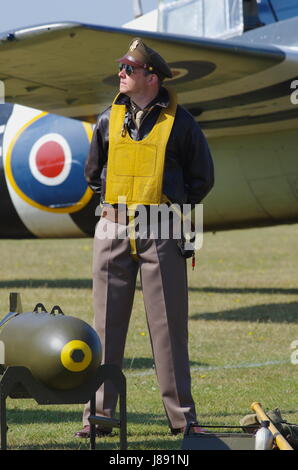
[35,141,65,178]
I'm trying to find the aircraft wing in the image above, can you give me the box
[0,21,297,136]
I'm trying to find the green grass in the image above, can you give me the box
[0,223,297,450]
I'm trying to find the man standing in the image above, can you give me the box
[75,38,214,438]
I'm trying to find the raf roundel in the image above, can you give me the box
[5,113,93,213]
[29,133,72,186]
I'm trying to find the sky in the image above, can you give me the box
[0,0,158,33]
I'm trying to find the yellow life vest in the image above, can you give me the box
[105,88,177,206]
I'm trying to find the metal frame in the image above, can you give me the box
[181,422,256,450]
[0,364,127,450]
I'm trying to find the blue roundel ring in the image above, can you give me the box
[5,112,93,213]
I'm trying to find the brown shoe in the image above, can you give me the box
[74,425,112,438]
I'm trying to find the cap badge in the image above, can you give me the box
[129,39,139,51]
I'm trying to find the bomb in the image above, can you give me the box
[0,302,102,390]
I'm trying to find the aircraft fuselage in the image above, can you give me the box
[0,98,297,238]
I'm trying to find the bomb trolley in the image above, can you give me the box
[0,363,127,450]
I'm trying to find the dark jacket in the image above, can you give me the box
[85,87,214,205]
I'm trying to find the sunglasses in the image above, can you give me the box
[118,63,142,76]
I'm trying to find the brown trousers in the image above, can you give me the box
[83,210,196,429]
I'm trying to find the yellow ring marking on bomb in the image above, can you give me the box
[60,340,92,372]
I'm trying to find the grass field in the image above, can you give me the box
[0,223,297,450]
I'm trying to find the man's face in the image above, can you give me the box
[118,64,149,97]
